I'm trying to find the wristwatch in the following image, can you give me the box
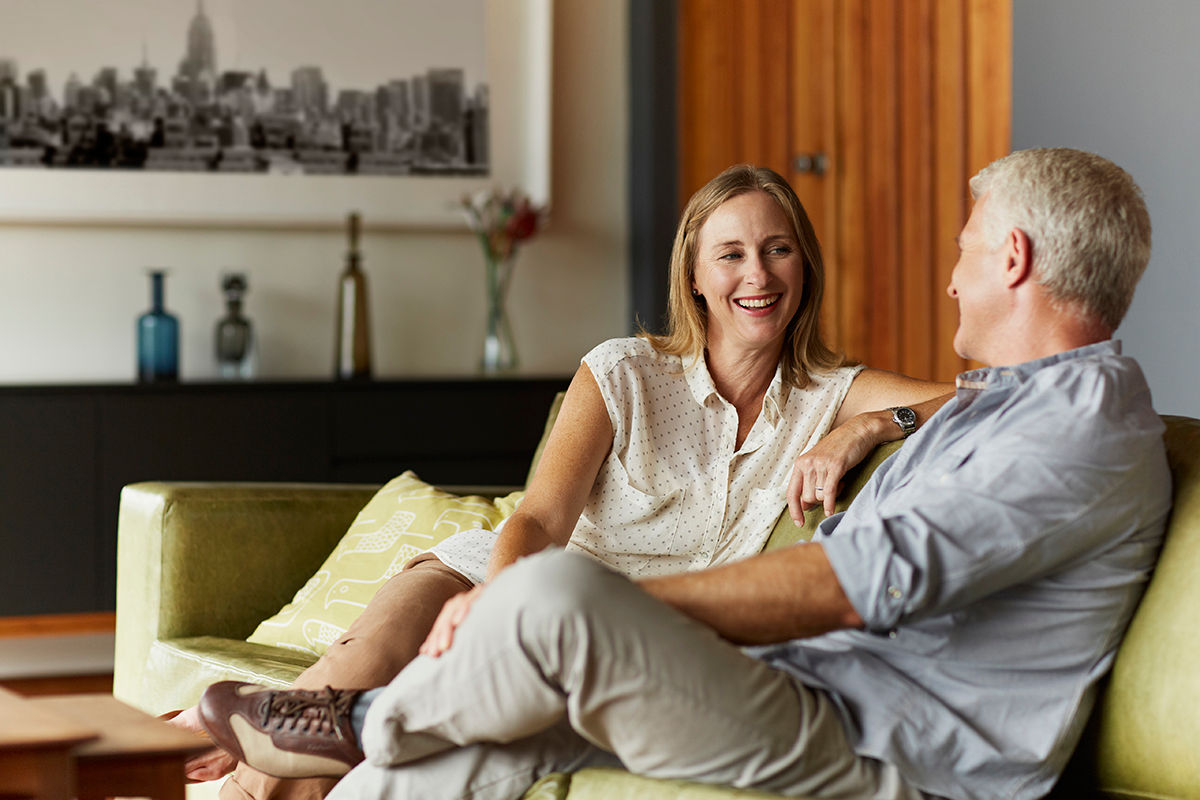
[889,406,917,437]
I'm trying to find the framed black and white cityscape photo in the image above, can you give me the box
[0,0,551,228]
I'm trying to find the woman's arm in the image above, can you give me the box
[421,361,613,657]
[788,369,954,523]
[832,368,953,429]
[484,362,614,579]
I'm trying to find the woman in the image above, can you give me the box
[182,164,951,799]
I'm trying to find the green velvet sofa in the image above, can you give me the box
[114,413,1200,800]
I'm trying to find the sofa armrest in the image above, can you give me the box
[114,481,376,705]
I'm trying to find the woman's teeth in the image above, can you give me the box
[735,296,779,309]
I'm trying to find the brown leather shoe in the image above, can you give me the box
[197,681,365,778]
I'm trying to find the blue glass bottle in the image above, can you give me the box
[137,270,179,382]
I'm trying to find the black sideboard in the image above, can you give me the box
[0,377,569,617]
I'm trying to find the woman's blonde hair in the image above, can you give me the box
[641,164,843,387]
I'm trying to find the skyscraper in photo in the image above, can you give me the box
[427,68,464,130]
[177,0,217,106]
[179,0,217,81]
[0,56,18,117]
[134,44,157,100]
[410,74,429,130]
[467,84,489,166]
[292,66,329,118]
[27,70,47,100]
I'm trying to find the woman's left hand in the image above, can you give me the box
[419,583,486,658]
[787,416,879,524]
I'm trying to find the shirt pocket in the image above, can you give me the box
[575,478,689,559]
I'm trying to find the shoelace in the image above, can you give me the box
[263,686,357,740]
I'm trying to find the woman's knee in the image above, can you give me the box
[301,555,475,687]
[488,551,622,618]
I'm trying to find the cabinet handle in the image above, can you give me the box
[792,152,828,176]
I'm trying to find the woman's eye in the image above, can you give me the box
[718,252,742,261]
[769,245,791,256]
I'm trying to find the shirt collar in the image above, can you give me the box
[955,340,1121,392]
[682,349,787,429]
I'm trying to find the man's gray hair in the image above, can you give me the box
[969,148,1151,331]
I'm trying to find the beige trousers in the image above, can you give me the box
[220,553,473,800]
[331,551,928,800]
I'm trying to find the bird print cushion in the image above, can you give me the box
[247,471,522,657]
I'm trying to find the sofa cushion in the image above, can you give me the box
[246,472,522,657]
[762,439,904,551]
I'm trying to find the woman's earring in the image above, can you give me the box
[692,288,699,296]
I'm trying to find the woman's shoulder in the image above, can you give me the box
[583,336,680,378]
[797,363,867,394]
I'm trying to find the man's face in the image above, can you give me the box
[946,193,1008,364]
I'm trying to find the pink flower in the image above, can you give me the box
[462,188,547,262]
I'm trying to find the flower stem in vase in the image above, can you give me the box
[481,253,518,374]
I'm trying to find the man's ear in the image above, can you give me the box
[1003,228,1034,288]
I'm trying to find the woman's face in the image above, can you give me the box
[692,190,806,358]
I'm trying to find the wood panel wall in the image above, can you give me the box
[678,0,1011,381]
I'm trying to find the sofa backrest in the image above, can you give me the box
[1060,414,1200,798]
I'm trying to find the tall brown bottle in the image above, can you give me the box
[334,212,372,380]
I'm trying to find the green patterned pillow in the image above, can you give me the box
[247,471,522,657]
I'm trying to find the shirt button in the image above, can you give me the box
[888,630,898,639]
[887,586,903,599]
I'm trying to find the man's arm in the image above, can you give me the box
[639,543,863,645]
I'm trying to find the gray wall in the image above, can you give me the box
[1013,0,1199,415]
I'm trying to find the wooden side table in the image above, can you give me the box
[26,693,211,800]
[0,686,98,800]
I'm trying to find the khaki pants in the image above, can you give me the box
[331,551,926,800]
[220,554,473,800]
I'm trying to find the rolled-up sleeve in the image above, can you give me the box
[820,381,1168,633]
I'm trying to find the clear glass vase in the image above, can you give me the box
[215,272,256,380]
[480,253,518,374]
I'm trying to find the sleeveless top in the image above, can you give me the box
[430,337,863,582]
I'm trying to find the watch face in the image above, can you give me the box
[894,407,917,427]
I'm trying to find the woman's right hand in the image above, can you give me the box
[419,583,486,658]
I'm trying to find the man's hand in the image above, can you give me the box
[419,584,485,658]
[787,416,879,524]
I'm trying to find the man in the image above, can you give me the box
[197,148,1170,800]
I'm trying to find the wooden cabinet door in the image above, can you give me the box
[678,0,1010,381]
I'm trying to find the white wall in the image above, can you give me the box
[0,2,629,383]
[1013,0,1199,416]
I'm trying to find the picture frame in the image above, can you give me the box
[0,0,551,230]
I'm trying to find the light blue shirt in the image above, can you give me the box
[752,341,1171,800]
